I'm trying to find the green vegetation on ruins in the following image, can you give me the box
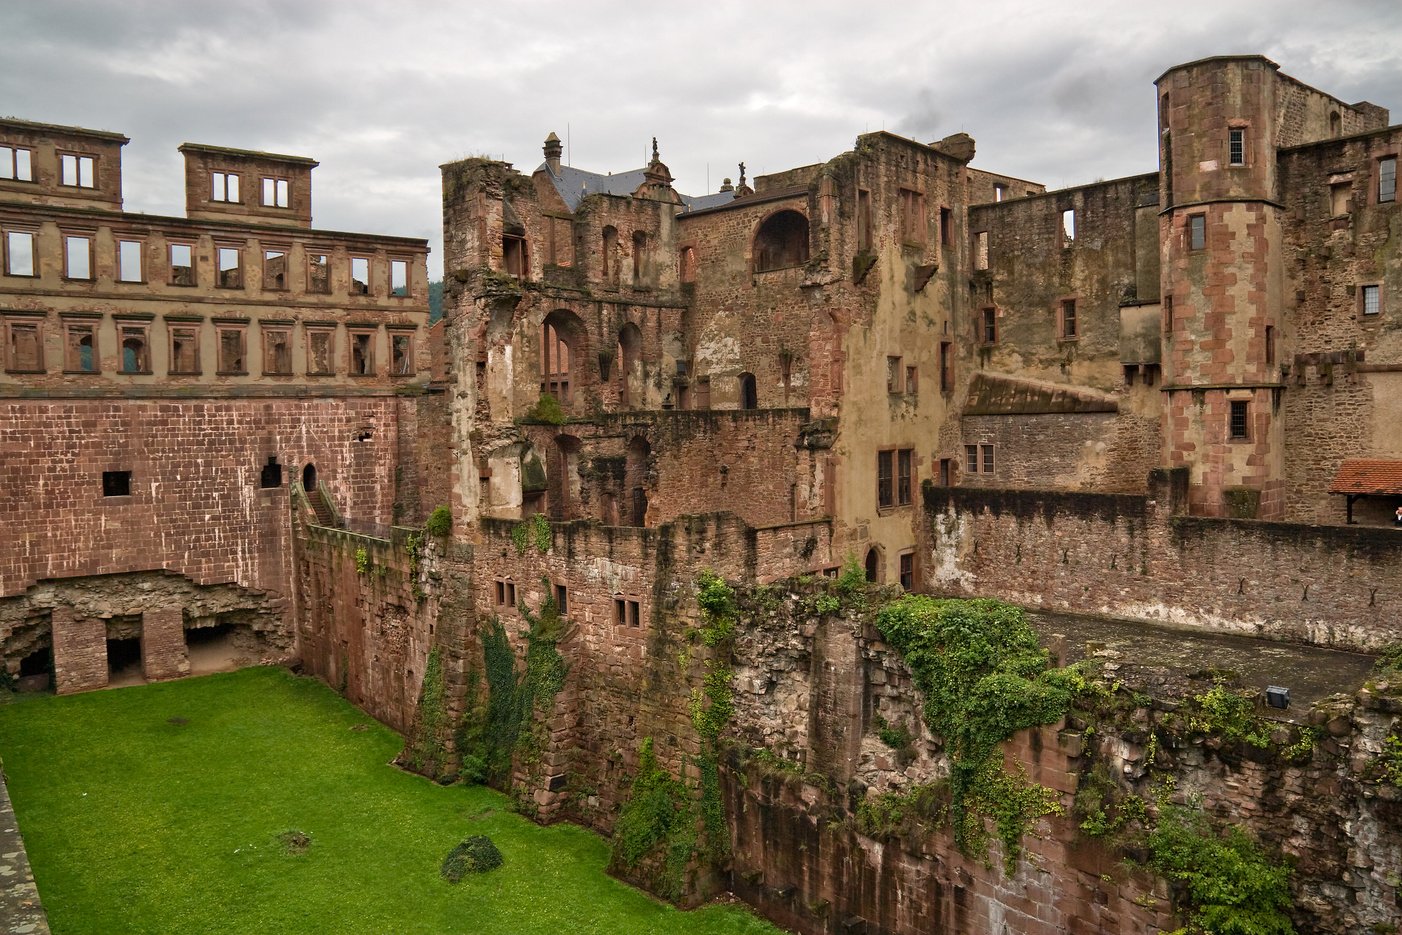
[0,667,781,935]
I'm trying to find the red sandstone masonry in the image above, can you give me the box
[140,606,188,681]
[50,607,105,694]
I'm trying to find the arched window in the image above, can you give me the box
[753,210,809,272]
[618,322,642,407]
[541,310,585,403]
[679,246,697,283]
[738,372,758,410]
[865,547,880,583]
[121,336,147,373]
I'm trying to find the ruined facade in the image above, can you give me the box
[5,54,1402,935]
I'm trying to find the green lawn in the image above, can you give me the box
[0,667,783,935]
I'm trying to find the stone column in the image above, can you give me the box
[51,606,107,694]
[141,607,189,682]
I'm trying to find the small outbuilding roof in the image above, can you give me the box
[1328,459,1402,495]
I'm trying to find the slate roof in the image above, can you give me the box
[1327,459,1402,495]
[538,163,735,213]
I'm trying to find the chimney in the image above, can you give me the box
[543,132,563,175]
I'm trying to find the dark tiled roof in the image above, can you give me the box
[538,163,735,213]
[1328,459,1402,495]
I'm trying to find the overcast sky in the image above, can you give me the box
[4,0,1400,277]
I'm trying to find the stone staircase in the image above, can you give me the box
[305,485,339,528]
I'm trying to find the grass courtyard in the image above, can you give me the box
[0,667,783,935]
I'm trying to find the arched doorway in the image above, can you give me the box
[541,309,587,406]
[865,546,881,583]
[739,372,758,410]
[302,463,317,491]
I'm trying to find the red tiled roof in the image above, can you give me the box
[1328,459,1402,495]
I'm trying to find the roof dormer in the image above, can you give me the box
[0,118,128,211]
[178,143,318,227]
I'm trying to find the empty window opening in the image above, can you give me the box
[899,552,914,592]
[307,253,330,293]
[6,320,41,372]
[753,210,810,271]
[1362,284,1382,317]
[263,328,291,375]
[1329,111,1342,137]
[897,448,913,505]
[965,444,978,474]
[64,235,92,280]
[494,579,507,606]
[993,183,1007,202]
[679,246,697,283]
[217,327,246,374]
[211,171,240,203]
[864,547,880,583]
[1265,325,1276,366]
[939,458,952,485]
[350,331,374,376]
[260,456,283,489]
[887,356,902,394]
[103,470,132,497]
[263,250,287,290]
[905,365,918,396]
[350,257,370,295]
[939,341,953,392]
[261,176,290,208]
[898,189,926,244]
[1331,181,1351,216]
[856,189,872,252]
[170,326,199,374]
[738,371,758,409]
[1188,214,1206,251]
[118,239,143,282]
[19,646,52,681]
[981,306,997,344]
[390,333,413,376]
[614,598,641,628]
[390,258,409,297]
[540,313,579,402]
[307,329,334,375]
[617,322,642,406]
[939,206,953,246]
[1143,363,1160,386]
[119,325,149,373]
[1228,127,1246,167]
[1,145,33,181]
[980,444,994,474]
[60,153,95,188]
[65,322,96,372]
[169,243,194,286]
[975,230,989,270]
[5,230,35,276]
[503,234,527,278]
[1060,299,1078,339]
[1229,400,1250,440]
[1380,157,1397,204]
[554,584,568,616]
[1061,209,1076,245]
[601,227,618,284]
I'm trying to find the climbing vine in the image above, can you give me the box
[354,547,369,575]
[511,513,552,556]
[1187,681,1272,749]
[873,595,1086,871]
[400,648,451,781]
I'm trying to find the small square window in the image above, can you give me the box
[390,258,409,297]
[64,235,92,280]
[169,326,200,374]
[117,240,143,283]
[1228,128,1246,167]
[169,243,195,286]
[1229,400,1249,440]
[211,171,240,203]
[1,145,34,182]
[1188,214,1206,251]
[60,154,95,188]
[261,176,290,208]
[1362,284,1382,317]
[102,470,131,497]
[5,230,35,277]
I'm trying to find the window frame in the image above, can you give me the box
[211,171,241,204]
[964,444,978,475]
[262,247,289,292]
[1059,298,1079,341]
[215,323,249,375]
[1379,155,1397,205]
[389,257,410,297]
[896,447,913,506]
[974,230,989,270]
[168,241,196,287]
[1361,283,1383,319]
[58,152,96,189]
[261,325,293,376]
[3,316,44,373]
[261,176,290,208]
[898,551,915,592]
[350,255,372,296]
[886,355,903,394]
[62,317,100,374]
[306,251,331,294]
[168,322,201,375]
[306,326,336,376]
[0,144,34,182]
[1061,208,1076,246]
[63,232,94,281]
[4,227,37,277]
[1188,213,1207,251]
[116,237,145,283]
[1228,127,1247,167]
[389,329,414,377]
[115,320,152,375]
[981,306,997,345]
[877,446,914,510]
[898,188,927,246]
[215,244,243,289]
[1228,399,1250,441]
[348,327,377,377]
[980,444,995,475]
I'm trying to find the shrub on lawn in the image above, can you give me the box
[441,834,503,881]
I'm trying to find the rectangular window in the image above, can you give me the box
[169,325,200,374]
[939,341,953,392]
[939,206,953,246]
[262,327,292,375]
[5,319,42,372]
[856,189,872,252]
[939,458,952,486]
[614,597,642,628]
[993,183,1007,202]
[965,444,978,474]
[980,444,994,475]
[1362,284,1382,317]
[117,239,143,282]
[5,230,35,276]
[1,145,33,181]
[905,365,918,396]
[1381,157,1397,204]
[495,580,506,606]
[1331,181,1351,216]
[981,306,997,344]
[102,471,131,497]
[1228,128,1246,167]
[554,584,568,616]
[390,332,413,376]
[211,171,240,203]
[217,246,242,288]
[975,230,989,270]
[117,323,150,374]
[899,188,926,244]
[307,252,330,294]
[261,176,290,208]
[262,249,287,290]
[349,330,375,376]
[506,581,517,607]
[307,328,335,375]
[59,153,95,188]
[390,258,409,297]
[1061,208,1076,245]
[896,448,913,506]
[169,243,195,286]
[64,234,92,280]
[1061,299,1078,339]
[216,326,247,374]
[877,450,894,509]
[899,552,914,592]
[1188,214,1206,251]
[1229,400,1249,440]
[64,320,98,373]
[887,355,902,394]
[1265,325,1276,366]
[350,256,371,295]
